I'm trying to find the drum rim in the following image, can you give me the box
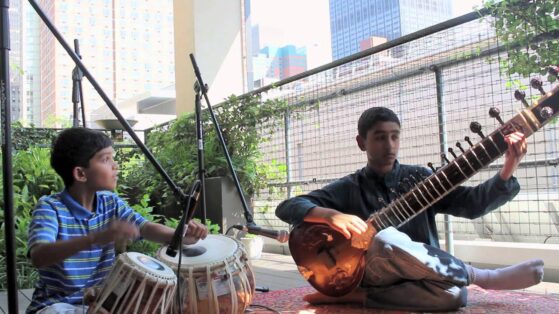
[121,251,178,280]
[156,235,249,272]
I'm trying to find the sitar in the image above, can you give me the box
[288,69,559,297]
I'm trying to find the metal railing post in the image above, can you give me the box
[431,65,454,255]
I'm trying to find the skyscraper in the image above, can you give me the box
[329,0,453,60]
[21,1,42,126]
[8,0,23,122]
[248,24,308,89]
[252,44,307,88]
[30,0,176,127]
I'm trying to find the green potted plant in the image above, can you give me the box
[119,93,294,230]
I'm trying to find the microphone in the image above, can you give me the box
[166,182,202,257]
[232,224,289,243]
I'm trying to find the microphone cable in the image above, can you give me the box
[225,224,245,237]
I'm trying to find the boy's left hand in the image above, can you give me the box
[182,220,208,245]
[84,286,109,314]
[500,131,527,180]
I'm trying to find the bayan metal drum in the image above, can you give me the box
[90,252,177,314]
[157,235,255,314]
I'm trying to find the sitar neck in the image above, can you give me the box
[367,80,559,232]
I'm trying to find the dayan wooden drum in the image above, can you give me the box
[89,252,177,314]
[157,235,255,314]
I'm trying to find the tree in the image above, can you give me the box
[483,0,559,80]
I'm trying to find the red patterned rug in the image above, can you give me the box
[249,285,559,313]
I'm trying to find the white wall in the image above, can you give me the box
[174,0,246,115]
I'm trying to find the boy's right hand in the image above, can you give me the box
[91,221,140,246]
[305,206,368,239]
[325,212,368,239]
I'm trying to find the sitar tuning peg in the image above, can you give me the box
[441,153,450,164]
[464,136,474,147]
[377,197,388,207]
[399,178,412,192]
[514,90,530,108]
[549,66,559,79]
[456,142,465,153]
[448,147,457,159]
[427,162,436,172]
[408,176,416,184]
[489,107,504,125]
[389,188,400,198]
[413,170,424,181]
[469,121,485,138]
[530,77,546,95]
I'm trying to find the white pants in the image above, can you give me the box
[362,227,469,311]
[37,303,88,314]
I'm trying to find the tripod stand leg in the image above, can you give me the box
[255,286,269,292]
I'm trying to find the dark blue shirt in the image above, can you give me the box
[276,161,520,247]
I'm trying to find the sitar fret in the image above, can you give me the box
[426,179,443,197]
[391,203,408,221]
[411,189,428,208]
[369,131,511,231]
[477,142,492,160]
[382,211,397,226]
[431,175,447,195]
[439,170,454,189]
[418,182,436,202]
[468,148,484,167]
[460,154,477,173]
[452,160,469,180]
[417,185,432,204]
[395,198,412,218]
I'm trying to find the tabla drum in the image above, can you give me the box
[89,252,177,314]
[157,235,255,314]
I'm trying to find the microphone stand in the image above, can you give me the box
[71,39,86,127]
[194,82,207,224]
[189,54,255,225]
[1,1,19,312]
[189,56,283,295]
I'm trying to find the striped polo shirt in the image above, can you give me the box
[26,190,147,313]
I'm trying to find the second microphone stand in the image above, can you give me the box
[189,54,256,227]
[194,82,207,224]
[71,39,86,128]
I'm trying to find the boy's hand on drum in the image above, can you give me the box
[182,220,208,245]
[83,286,97,304]
[92,221,140,246]
[84,286,109,314]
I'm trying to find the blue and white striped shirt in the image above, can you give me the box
[26,190,147,313]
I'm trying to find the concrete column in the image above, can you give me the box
[173,0,246,115]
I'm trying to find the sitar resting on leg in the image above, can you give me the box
[289,72,559,297]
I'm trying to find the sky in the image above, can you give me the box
[250,0,484,68]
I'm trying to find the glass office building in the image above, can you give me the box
[329,0,452,60]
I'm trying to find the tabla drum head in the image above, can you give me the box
[157,235,239,268]
[124,251,176,280]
